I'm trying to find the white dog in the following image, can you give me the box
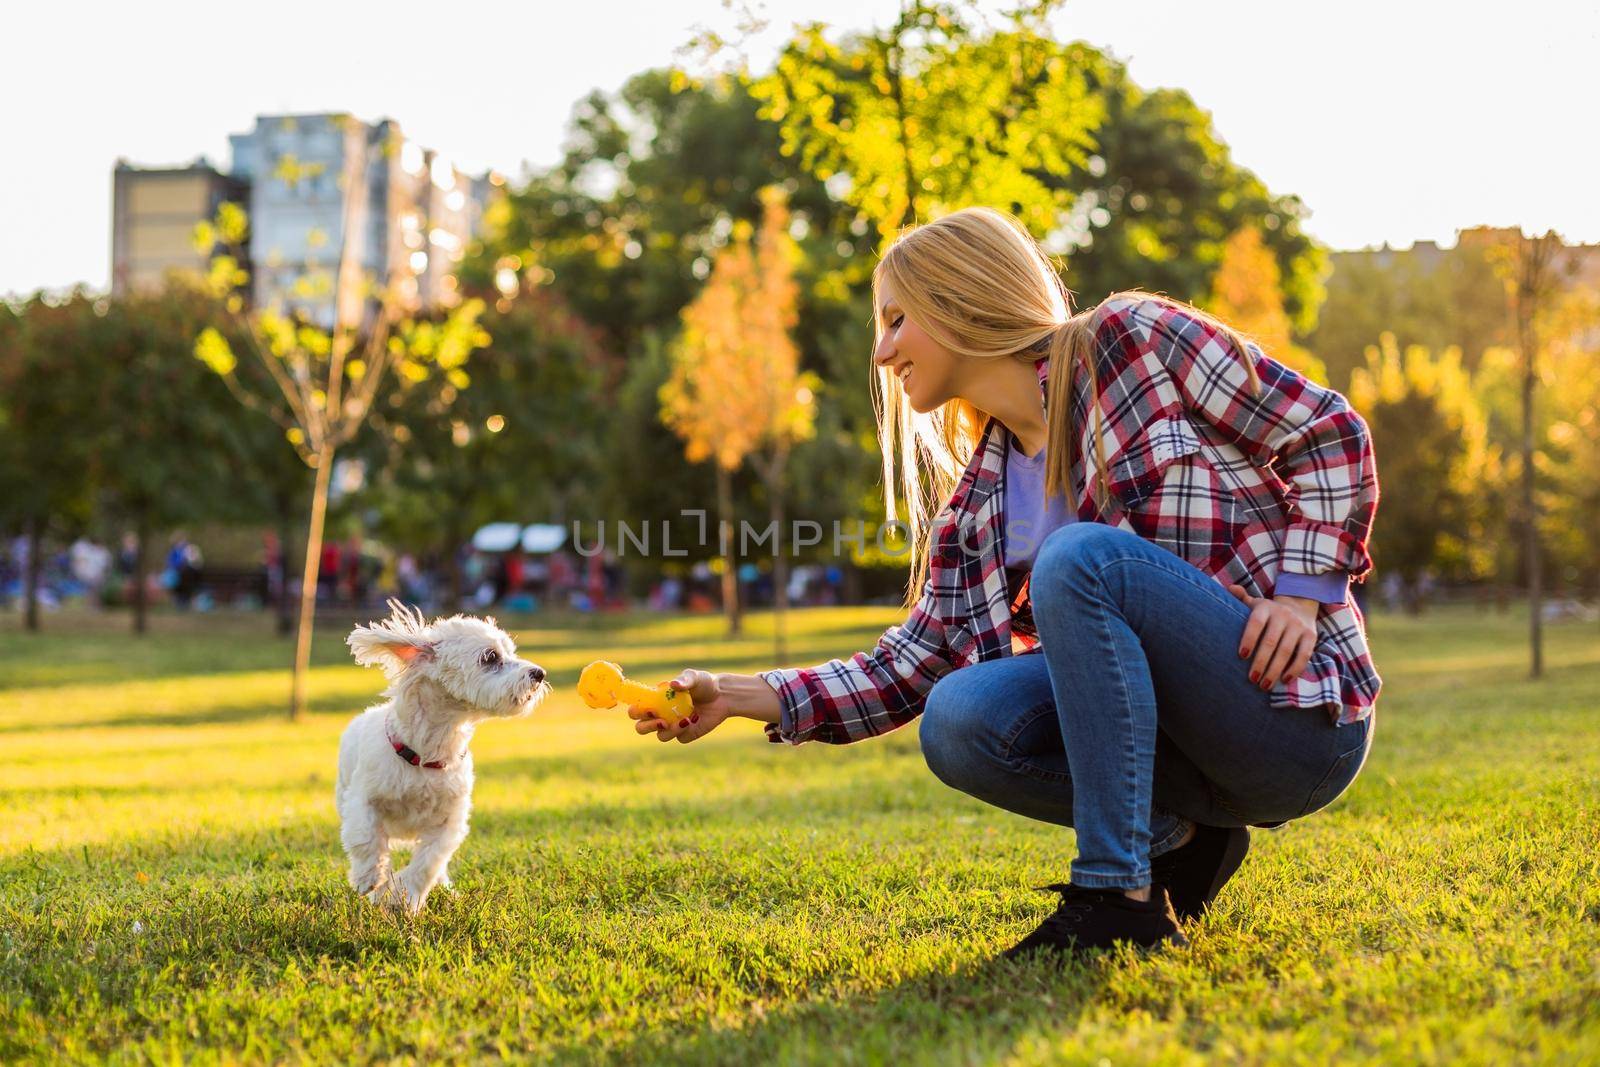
[337,599,548,915]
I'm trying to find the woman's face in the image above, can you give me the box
[872,279,963,413]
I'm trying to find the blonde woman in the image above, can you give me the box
[639,207,1381,960]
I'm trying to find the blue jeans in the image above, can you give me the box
[920,523,1373,890]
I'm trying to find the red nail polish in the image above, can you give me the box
[1249,671,1258,683]
[1238,647,1248,658]
[691,714,700,723]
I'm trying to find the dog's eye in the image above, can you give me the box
[480,649,500,668]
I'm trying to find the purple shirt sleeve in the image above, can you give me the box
[1274,571,1349,606]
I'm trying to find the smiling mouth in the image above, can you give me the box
[897,365,914,388]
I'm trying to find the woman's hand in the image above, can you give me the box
[631,668,729,744]
[1226,585,1320,690]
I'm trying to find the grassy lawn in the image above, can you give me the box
[2,603,1598,1064]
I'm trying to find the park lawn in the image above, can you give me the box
[1,603,1597,1065]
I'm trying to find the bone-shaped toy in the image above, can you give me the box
[577,660,694,726]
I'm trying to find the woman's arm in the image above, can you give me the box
[755,573,959,744]
[636,574,960,747]
[718,673,783,722]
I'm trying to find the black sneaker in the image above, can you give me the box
[1150,824,1250,922]
[1001,883,1188,960]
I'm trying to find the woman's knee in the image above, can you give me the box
[1033,523,1124,592]
[919,675,987,788]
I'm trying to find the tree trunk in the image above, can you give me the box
[1520,294,1543,678]
[24,514,41,633]
[716,462,741,636]
[132,517,149,635]
[290,445,335,721]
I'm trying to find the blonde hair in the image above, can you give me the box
[870,206,1262,610]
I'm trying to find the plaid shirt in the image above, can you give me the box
[761,296,1382,744]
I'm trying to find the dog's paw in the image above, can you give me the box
[375,876,428,917]
[350,868,388,899]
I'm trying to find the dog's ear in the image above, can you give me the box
[347,600,434,675]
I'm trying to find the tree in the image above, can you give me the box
[1348,335,1491,612]
[192,130,491,720]
[1488,230,1567,677]
[357,285,612,606]
[750,1,1104,241]
[660,187,819,646]
[90,285,254,633]
[1054,64,1326,332]
[1310,239,1511,390]
[746,4,1324,318]
[466,69,869,362]
[468,69,881,592]
[1537,286,1600,602]
[0,294,100,631]
[1206,227,1328,383]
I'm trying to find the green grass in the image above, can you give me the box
[2,603,1598,1065]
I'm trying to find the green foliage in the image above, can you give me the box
[1469,290,1600,595]
[1053,65,1326,331]
[191,201,492,469]
[0,293,106,538]
[1349,336,1492,595]
[751,4,1105,239]
[2,605,1598,1062]
[465,70,883,563]
[353,289,613,561]
[86,285,252,535]
[464,69,871,361]
[749,10,1324,330]
[1310,243,1510,389]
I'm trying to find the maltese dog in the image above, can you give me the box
[337,599,548,914]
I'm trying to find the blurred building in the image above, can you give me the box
[1346,228,1600,284]
[113,112,502,322]
[1334,228,1600,352]
[110,159,247,296]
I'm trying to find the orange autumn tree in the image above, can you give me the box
[1208,226,1329,384]
[660,186,819,654]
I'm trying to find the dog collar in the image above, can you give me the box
[386,716,457,770]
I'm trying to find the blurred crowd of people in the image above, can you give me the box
[3,531,849,619]
[1,532,210,612]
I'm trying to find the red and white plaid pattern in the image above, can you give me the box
[761,296,1382,744]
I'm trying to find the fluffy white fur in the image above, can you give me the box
[337,599,548,915]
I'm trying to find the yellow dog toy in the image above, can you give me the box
[577,660,694,726]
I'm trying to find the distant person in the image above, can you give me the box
[69,537,111,603]
[319,540,342,604]
[636,207,1381,962]
[174,541,203,610]
[263,532,284,610]
[396,553,423,605]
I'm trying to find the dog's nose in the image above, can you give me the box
[527,665,545,685]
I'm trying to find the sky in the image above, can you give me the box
[3,0,1597,298]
